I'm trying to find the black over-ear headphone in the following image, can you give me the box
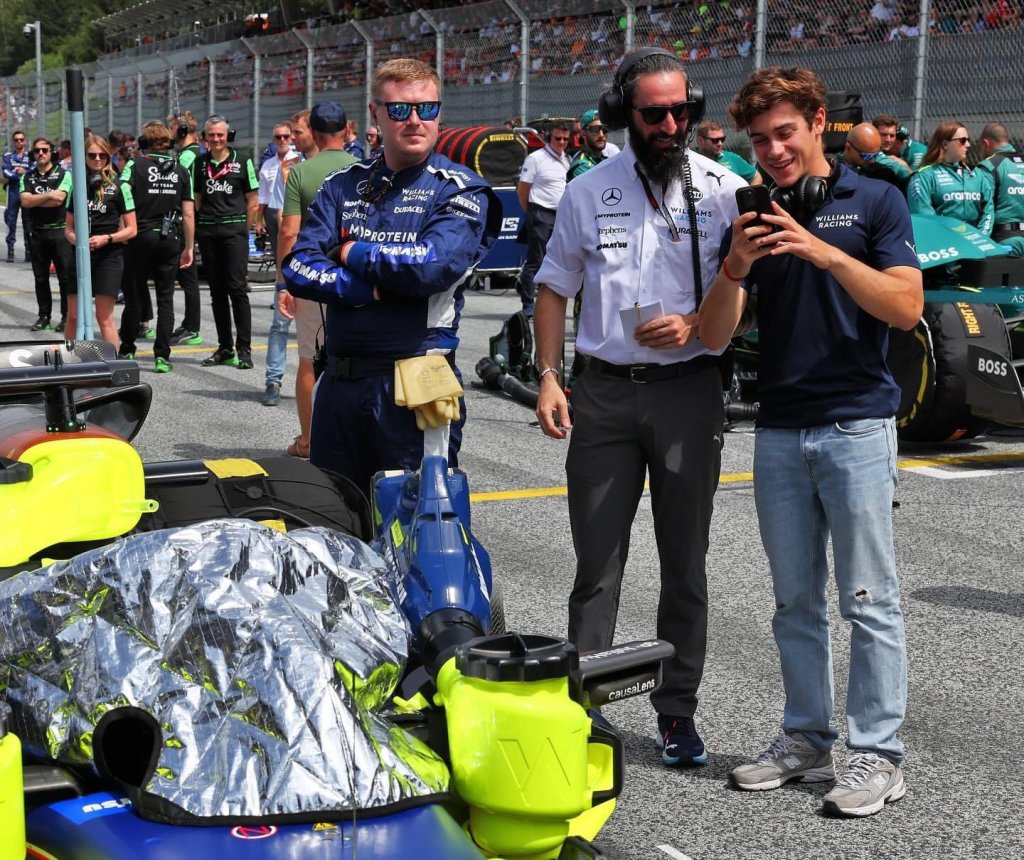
[769,158,841,220]
[203,115,236,143]
[598,48,705,132]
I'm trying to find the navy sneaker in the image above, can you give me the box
[658,714,707,767]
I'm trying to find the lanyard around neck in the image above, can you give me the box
[636,169,682,244]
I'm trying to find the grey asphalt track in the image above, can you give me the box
[2,245,1023,860]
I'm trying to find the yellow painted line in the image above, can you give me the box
[469,451,1024,504]
[470,471,754,503]
[127,342,296,358]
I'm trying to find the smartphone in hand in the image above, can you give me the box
[735,185,779,233]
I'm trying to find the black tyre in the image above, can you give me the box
[489,581,506,635]
[888,301,1011,442]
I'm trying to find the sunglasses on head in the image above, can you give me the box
[632,101,693,125]
[383,101,441,122]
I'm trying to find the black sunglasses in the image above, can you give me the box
[585,125,609,135]
[32,147,50,154]
[383,101,440,122]
[632,101,693,125]
[948,136,970,144]
[701,136,726,144]
[273,133,291,140]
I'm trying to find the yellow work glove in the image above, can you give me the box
[394,355,463,430]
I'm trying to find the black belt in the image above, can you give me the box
[326,352,455,381]
[993,222,1024,237]
[587,354,719,384]
[528,203,557,215]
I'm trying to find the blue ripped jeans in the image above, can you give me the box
[753,417,906,765]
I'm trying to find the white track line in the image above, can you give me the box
[656,846,695,860]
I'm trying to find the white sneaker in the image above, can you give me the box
[823,752,906,817]
[731,731,835,791]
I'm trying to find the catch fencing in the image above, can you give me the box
[1,0,1021,154]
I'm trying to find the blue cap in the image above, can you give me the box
[580,109,600,127]
[310,102,347,133]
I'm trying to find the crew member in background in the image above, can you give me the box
[194,115,259,369]
[58,140,72,170]
[282,58,500,494]
[64,135,138,348]
[567,109,619,182]
[256,122,298,258]
[271,104,356,452]
[516,120,571,316]
[20,137,74,333]
[908,121,994,235]
[978,121,1024,256]
[694,118,760,184]
[343,121,365,160]
[365,125,384,159]
[3,130,31,262]
[117,121,194,373]
[534,48,745,772]
[261,109,320,410]
[167,111,204,346]
[872,113,920,171]
[842,122,911,191]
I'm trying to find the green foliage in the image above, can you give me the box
[0,0,128,77]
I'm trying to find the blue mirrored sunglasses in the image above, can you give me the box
[384,101,441,122]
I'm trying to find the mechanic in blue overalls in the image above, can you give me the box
[282,58,500,495]
[2,130,32,262]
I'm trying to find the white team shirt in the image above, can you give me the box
[519,145,571,209]
[536,142,745,365]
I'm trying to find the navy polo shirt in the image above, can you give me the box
[742,164,920,428]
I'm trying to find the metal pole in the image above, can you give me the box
[912,0,932,141]
[107,74,113,134]
[351,22,374,136]
[241,38,260,154]
[755,0,767,70]
[135,70,143,136]
[418,10,444,98]
[61,75,67,140]
[67,69,95,342]
[33,22,43,138]
[504,1,529,125]
[622,1,635,54]
[294,29,315,111]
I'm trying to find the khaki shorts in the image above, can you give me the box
[294,297,324,361]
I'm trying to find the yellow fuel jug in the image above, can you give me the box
[0,702,25,860]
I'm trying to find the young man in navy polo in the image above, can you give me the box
[699,66,923,818]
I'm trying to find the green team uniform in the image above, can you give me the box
[714,149,758,183]
[842,152,911,192]
[900,139,927,171]
[978,143,1024,257]
[567,148,609,182]
[282,149,357,218]
[177,143,200,185]
[908,162,995,234]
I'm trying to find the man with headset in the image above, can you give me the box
[167,111,204,346]
[516,120,572,316]
[194,115,259,369]
[699,66,922,817]
[534,48,745,769]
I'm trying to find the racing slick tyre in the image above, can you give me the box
[888,301,1011,442]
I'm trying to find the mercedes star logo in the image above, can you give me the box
[602,187,622,206]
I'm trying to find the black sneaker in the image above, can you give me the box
[657,714,707,767]
[201,349,238,367]
[30,316,52,332]
[54,319,66,333]
[138,322,155,339]
[6,250,14,263]
[237,350,254,370]
[169,328,202,346]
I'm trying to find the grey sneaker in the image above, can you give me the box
[822,752,905,817]
[731,731,835,791]
[261,381,281,406]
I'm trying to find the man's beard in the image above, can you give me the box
[629,125,688,184]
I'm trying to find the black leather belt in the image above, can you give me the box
[587,354,718,384]
[993,223,1024,237]
[326,353,454,380]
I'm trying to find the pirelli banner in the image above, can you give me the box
[824,92,863,156]
[435,127,528,187]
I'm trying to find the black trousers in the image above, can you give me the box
[176,258,201,333]
[518,203,557,306]
[27,228,75,320]
[197,224,251,354]
[120,230,183,360]
[565,362,724,717]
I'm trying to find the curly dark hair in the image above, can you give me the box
[729,66,827,131]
